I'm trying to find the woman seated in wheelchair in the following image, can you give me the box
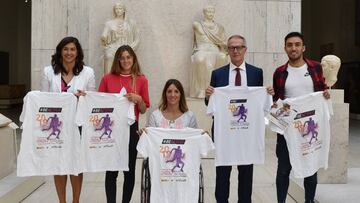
[147,79,198,129]
[139,79,206,203]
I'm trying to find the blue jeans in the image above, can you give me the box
[276,134,317,203]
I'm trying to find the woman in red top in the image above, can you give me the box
[98,45,150,203]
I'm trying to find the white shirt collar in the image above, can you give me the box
[230,61,246,71]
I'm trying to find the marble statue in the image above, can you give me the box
[321,55,341,88]
[101,2,140,74]
[189,5,228,98]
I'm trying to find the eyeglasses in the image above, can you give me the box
[228,45,246,52]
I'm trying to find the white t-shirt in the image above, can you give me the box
[17,91,81,176]
[278,92,332,178]
[137,127,214,203]
[285,63,314,98]
[75,91,135,172]
[147,109,198,129]
[207,86,272,166]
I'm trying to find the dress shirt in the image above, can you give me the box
[229,61,247,86]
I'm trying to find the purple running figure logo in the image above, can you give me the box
[233,104,248,122]
[302,117,319,144]
[41,114,62,140]
[166,146,185,172]
[94,114,114,140]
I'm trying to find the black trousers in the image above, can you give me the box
[276,134,317,203]
[215,164,253,203]
[105,122,139,203]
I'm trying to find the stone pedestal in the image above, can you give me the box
[0,121,45,202]
[0,124,17,179]
[318,89,349,183]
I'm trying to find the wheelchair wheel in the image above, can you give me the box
[141,158,151,203]
[198,165,204,203]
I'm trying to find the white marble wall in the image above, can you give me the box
[31,0,89,89]
[31,0,301,106]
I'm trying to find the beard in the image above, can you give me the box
[288,52,302,61]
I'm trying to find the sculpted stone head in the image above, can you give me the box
[113,2,126,18]
[321,55,341,87]
[203,5,215,21]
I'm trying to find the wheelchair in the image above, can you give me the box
[140,158,204,203]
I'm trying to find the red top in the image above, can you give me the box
[98,73,150,121]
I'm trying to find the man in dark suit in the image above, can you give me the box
[205,35,273,203]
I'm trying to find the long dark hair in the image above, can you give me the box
[111,45,142,89]
[51,36,84,75]
[159,79,188,113]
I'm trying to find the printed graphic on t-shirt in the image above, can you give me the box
[36,107,64,148]
[159,139,187,182]
[88,108,115,148]
[292,110,321,155]
[269,101,296,132]
[228,99,249,129]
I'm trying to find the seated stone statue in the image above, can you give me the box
[101,2,140,74]
[321,55,341,88]
[190,5,228,98]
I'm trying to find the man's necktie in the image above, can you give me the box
[235,68,241,86]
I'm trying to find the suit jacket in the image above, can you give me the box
[205,63,263,105]
[41,65,96,92]
[210,63,263,87]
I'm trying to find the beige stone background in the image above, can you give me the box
[31,0,301,107]
[0,1,348,202]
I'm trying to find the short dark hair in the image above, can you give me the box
[159,79,188,113]
[284,32,305,45]
[51,36,84,75]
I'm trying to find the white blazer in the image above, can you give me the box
[40,65,96,93]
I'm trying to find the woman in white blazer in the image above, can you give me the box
[40,36,95,203]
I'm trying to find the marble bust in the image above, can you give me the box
[189,5,228,98]
[321,55,341,88]
[101,2,140,74]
